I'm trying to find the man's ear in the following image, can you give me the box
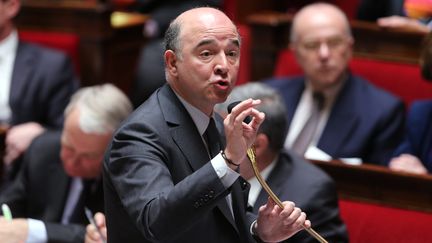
[6,0,21,20]
[254,133,269,157]
[164,50,178,78]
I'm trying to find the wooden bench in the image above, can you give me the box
[309,160,432,242]
[15,0,148,93]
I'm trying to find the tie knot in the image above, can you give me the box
[312,92,325,111]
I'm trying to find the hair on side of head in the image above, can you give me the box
[64,83,133,134]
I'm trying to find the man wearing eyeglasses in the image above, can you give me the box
[264,3,405,165]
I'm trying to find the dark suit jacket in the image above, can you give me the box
[392,100,432,171]
[10,41,79,127]
[265,74,405,165]
[0,131,104,243]
[253,151,348,243]
[104,84,257,243]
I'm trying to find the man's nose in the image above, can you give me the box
[214,52,228,74]
[318,43,330,59]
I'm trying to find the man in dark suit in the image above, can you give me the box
[217,82,349,243]
[103,7,311,243]
[0,84,132,243]
[265,3,404,165]
[0,0,79,177]
[389,39,432,174]
[389,100,432,174]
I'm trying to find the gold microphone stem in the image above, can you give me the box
[246,146,328,243]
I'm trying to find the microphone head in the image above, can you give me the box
[227,101,252,124]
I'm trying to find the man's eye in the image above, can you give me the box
[227,51,238,57]
[303,42,320,50]
[200,51,212,57]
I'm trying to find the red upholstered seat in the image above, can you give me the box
[274,49,432,108]
[19,31,80,73]
[339,199,432,243]
[237,24,251,86]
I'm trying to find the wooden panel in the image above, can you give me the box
[247,12,427,81]
[310,160,432,213]
[15,1,148,92]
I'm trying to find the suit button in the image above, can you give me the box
[242,182,248,189]
[209,190,215,195]
[194,202,200,208]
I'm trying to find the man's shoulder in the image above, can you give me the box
[410,100,432,114]
[350,75,402,105]
[263,76,304,88]
[25,130,62,167]
[278,151,333,185]
[18,41,69,60]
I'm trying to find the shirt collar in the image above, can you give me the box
[0,29,18,58]
[174,91,213,136]
[305,73,346,105]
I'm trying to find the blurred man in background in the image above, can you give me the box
[0,84,132,243]
[265,3,405,165]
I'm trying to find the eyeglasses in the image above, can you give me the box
[298,36,350,52]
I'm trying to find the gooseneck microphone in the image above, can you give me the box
[226,101,328,243]
[227,101,252,123]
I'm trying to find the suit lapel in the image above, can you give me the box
[254,155,291,212]
[159,85,245,232]
[45,159,70,221]
[9,42,33,120]
[318,77,359,156]
[284,78,305,127]
[159,85,211,171]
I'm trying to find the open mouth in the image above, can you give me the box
[217,80,229,86]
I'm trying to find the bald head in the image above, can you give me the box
[162,7,241,114]
[164,7,238,57]
[291,3,351,43]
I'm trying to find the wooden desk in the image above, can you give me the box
[15,1,148,92]
[247,12,427,81]
[310,160,432,213]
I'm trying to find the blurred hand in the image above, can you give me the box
[389,153,428,174]
[85,212,107,243]
[377,15,430,34]
[0,218,29,243]
[223,99,265,167]
[4,122,45,165]
[254,198,310,242]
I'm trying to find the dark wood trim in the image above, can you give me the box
[247,12,427,81]
[15,1,148,92]
[310,160,432,213]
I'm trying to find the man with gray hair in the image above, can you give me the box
[0,84,132,243]
[216,82,348,242]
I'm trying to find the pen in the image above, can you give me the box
[84,207,107,243]
[1,203,12,221]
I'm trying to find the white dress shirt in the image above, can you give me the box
[0,30,17,123]
[285,79,344,152]
[246,158,277,207]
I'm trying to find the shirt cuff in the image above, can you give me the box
[211,152,239,188]
[27,218,48,243]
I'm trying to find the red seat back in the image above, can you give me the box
[19,30,80,73]
[339,199,432,243]
[274,49,432,108]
